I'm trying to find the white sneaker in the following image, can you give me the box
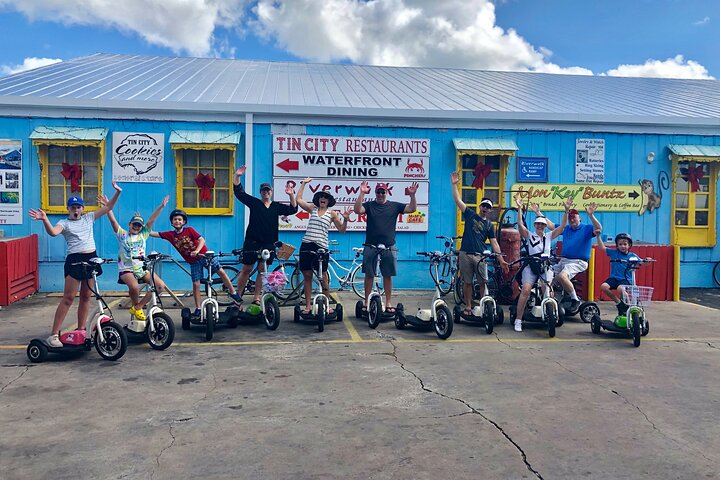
[47,334,63,347]
[514,319,522,332]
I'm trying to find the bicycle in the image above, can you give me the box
[434,235,460,296]
[713,260,720,287]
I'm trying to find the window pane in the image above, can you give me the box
[215,149,230,166]
[183,189,197,208]
[461,154,477,170]
[485,172,499,187]
[84,187,98,205]
[462,189,476,204]
[484,189,499,205]
[183,168,197,186]
[215,172,229,188]
[695,211,708,226]
[49,186,65,205]
[216,190,229,208]
[199,197,213,208]
[199,150,214,168]
[84,164,98,184]
[462,171,474,185]
[66,146,81,164]
[675,211,688,225]
[49,146,64,163]
[49,165,64,183]
[182,150,198,167]
[675,194,688,208]
[487,210,499,223]
[698,175,709,192]
[696,194,708,209]
[82,146,99,163]
[484,155,501,169]
[676,176,688,192]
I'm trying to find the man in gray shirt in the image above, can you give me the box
[354,180,418,313]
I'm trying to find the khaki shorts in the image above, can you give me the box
[552,258,588,280]
[459,252,489,284]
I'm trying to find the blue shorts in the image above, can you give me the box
[603,277,630,290]
[190,256,222,282]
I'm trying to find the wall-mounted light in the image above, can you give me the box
[647,152,655,164]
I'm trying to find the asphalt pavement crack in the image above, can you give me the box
[388,340,543,480]
[151,423,177,480]
[0,365,31,394]
[680,339,719,350]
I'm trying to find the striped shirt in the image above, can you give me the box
[58,212,96,254]
[302,208,333,248]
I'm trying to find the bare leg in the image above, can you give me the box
[463,280,473,310]
[236,263,254,299]
[555,271,577,299]
[515,283,533,320]
[383,276,393,309]
[303,270,313,312]
[601,282,620,303]
[364,274,373,308]
[192,281,201,309]
[216,267,237,295]
[254,261,266,302]
[77,279,94,330]
[121,273,142,307]
[52,276,80,334]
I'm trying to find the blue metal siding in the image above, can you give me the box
[1,115,718,290]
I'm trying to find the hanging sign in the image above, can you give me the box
[0,140,22,224]
[273,134,430,231]
[512,183,647,213]
[112,132,164,183]
[279,206,429,232]
[575,138,605,184]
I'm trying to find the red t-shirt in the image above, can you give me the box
[158,227,207,263]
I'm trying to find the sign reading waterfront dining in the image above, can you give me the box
[112,132,164,183]
[273,135,430,231]
[512,183,651,214]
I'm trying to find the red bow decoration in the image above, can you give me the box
[194,173,215,202]
[60,162,83,192]
[681,165,704,192]
[472,163,493,189]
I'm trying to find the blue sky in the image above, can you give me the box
[0,0,716,79]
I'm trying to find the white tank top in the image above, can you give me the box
[527,231,552,257]
[302,208,332,248]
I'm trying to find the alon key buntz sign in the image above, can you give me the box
[511,183,652,214]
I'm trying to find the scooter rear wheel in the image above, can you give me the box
[27,340,48,363]
[483,303,494,335]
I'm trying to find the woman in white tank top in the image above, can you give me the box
[296,177,351,314]
[513,198,570,332]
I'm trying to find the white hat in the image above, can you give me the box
[479,199,493,208]
[534,216,548,225]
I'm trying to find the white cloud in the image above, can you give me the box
[693,16,710,26]
[1,57,62,75]
[251,0,587,74]
[0,0,250,56]
[604,55,714,80]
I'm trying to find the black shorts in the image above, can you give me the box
[64,252,102,281]
[603,277,629,290]
[298,242,329,273]
[241,241,276,266]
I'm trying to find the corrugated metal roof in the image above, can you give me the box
[1,53,719,129]
[169,129,242,144]
[668,144,720,158]
[453,138,518,152]
[29,126,108,141]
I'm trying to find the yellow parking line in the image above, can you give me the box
[342,317,364,342]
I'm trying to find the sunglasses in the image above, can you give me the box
[131,222,143,228]
[376,190,387,194]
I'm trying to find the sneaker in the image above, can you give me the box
[129,306,147,321]
[617,301,629,315]
[569,299,581,311]
[192,308,201,317]
[47,334,63,348]
[514,319,523,332]
[229,292,243,306]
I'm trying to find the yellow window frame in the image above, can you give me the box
[670,157,717,247]
[173,143,235,215]
[33,139,105,214]
[455,150,509,238]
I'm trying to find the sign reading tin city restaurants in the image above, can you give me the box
[112,132,164,183]
[273,135,430,231]
[511,183,650,214]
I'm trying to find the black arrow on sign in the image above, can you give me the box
[628,191,639,199]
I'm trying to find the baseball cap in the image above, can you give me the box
[479,199,493,208]
[67,196,84,207]
[129,215,145,226]
[568,208,579,216]
[375,183,389,193]
[259,182,272,192]
[534,216,548,225]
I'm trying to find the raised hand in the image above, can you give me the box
[302,177,313,185]
[564,196,573,211]
[360,180,370,194]
[342,207,353,219]
[285,182,295,196]
[235,166,246,177]
[161,195,170,207]
[450,171,460,185]
[407,182,419,196]
[531,203,541,214]
[112,181,122,193]
[586,202,597,215]
[28,208,47,221]
[96,194,110,206]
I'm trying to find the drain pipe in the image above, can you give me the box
[244,113,253,232]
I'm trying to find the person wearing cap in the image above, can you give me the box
[512,198,570,332]
[353,179,419,313]
[233,165,298,306]
[28,182,122,348]
[450,172,509,314]
[296,177,352,314]
[595,232,646,315]
[98,193,170,321]
[552,199,602,311]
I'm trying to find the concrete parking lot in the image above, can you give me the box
[1,291,719,480]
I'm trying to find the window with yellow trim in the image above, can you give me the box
[38,142,103,214]
[456,153,506,237]
[175,147,233,215]
[672,160,717,247]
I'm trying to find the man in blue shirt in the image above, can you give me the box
[552,201,601,311]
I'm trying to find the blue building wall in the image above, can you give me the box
[1,115,718,291]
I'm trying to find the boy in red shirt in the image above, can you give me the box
[152,209,240,316]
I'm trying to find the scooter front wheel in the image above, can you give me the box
[434,304,453,340]
[483,302,494,335]
[205,303,215,341]
[94,321,128,361]
[264,296,280,330]
[147,312,175,350]
[631,312,641,347]
[27,340,48,363]
[317,299,325,333]
[367,296,382,329]
[545,305,557,338]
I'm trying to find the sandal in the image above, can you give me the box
[463,308,473,316]
[327,307,335,315]
[252,299,262,306]
[301,308,312,315]
[385,306,397,314]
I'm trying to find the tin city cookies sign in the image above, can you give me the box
[273,135,430,231]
